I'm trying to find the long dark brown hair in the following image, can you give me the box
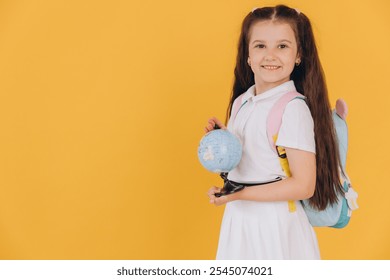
[227,5,342,210]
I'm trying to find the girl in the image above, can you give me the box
[206,5,343,259]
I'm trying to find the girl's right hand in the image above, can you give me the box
[207,186,221,203]
[204,117,226,133]
[207,186,230,206]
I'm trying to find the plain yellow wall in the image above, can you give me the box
[0,0,389,259]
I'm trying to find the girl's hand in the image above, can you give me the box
[204,117,226,133]
[207,186,229,206]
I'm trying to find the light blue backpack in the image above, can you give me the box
[266,93,359,228]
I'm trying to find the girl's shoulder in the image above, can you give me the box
[277,97,315,153]
[284,97,313,120]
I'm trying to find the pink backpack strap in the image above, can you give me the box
[266,91,305,153]
[231,94,246,122]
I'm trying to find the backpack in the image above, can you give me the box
[266,92,359,228]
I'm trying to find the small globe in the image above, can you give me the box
[197,129,242,173]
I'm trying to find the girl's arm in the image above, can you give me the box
[208,147,316,206]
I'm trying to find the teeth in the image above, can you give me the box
[263,65,280,70]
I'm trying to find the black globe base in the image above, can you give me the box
[215,173,245,197]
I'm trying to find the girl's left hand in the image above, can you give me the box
[207,186,229,206]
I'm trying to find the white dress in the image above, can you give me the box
[216,81,320,260]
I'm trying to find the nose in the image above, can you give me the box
[264,49,276,61]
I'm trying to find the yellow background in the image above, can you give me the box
[0,0,389,259]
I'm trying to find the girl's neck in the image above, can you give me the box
[254,78,290,95]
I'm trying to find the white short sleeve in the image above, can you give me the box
[275,99,316,154]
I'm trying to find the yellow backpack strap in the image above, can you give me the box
[267,92,305,213]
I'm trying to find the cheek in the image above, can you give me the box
[284,52,298,67]
[283,60,296,72]
[249,52,263,64]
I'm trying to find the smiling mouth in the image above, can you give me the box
[262,65,281,70]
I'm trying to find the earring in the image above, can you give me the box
[295,58,301,66]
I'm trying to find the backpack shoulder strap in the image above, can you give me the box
[333,99,348,171]
[266,91,305,153]
[266,91,304,213]
[230,94,246,123]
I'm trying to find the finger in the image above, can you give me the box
[204,118,217,133]
[210,117,226,130]
[204,123,214,133]
[207,190,216,199]
[207,188,221,203]
[214,195,228,206]
[207,186,220,196]
[207,119,216,130]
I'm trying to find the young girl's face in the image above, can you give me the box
[247,20,300,94]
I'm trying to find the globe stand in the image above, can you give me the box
[215,173,245,197]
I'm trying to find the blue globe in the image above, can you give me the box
[197,129,242,173]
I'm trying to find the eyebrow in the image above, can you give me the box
[251,39,293,44]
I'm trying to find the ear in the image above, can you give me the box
[247,57,251,67]
[295,55,301,65]
[295,57,301,66]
